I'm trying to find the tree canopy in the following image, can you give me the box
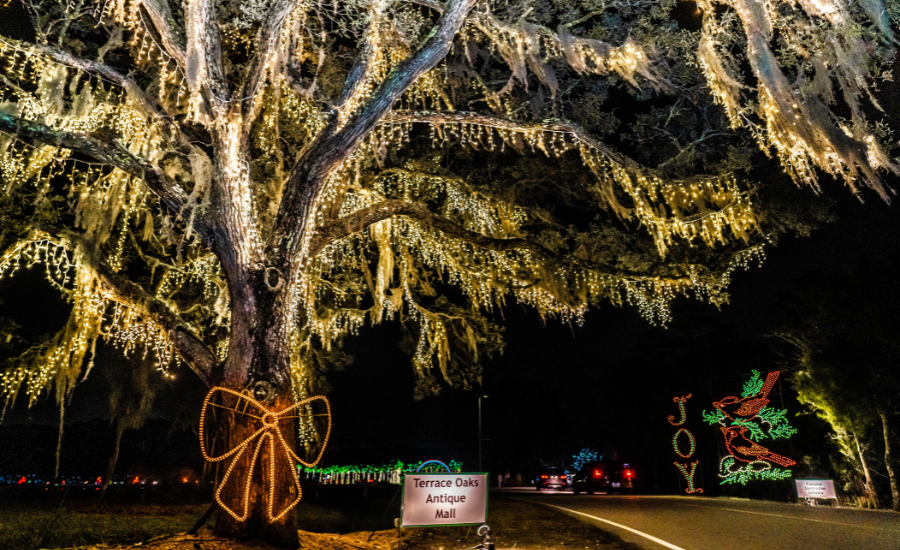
[0,0,897,540]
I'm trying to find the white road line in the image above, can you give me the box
[675,502,900,531]
[541,503,687,550]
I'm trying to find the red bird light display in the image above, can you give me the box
[712,371,780,421]
[720,426,796,467]
[706,370,798,484]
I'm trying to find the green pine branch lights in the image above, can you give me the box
[704,371,797,485]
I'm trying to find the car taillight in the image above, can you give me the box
[593,470,603,477]
[541,475,548,479]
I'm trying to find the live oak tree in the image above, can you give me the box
[0,0,897,544]
[778,259,900,511]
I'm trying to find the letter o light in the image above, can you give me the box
[672,428,696,458]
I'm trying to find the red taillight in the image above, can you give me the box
[593,470,603,477]
[541,475,548,479]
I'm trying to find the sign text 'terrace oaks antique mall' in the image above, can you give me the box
[401,473,488,527]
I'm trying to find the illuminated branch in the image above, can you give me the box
[309,200,707,282]
[14,228,218,385]
[240,0,306,133]
[0,112,213,241]
[334,0,386,111]
[90,250,217,386]
[0,36,174,124]
[273,0,479,265]
[384,109,627,166]
[184,0,230,106]
[309,200,549,258]
[141,0,187,68]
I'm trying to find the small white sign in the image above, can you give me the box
[401,473,488,527]
[796,479,836,499]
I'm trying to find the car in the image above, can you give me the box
[572,460,634,495]
[535,467,568,490]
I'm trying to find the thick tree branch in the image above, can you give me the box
[90,253,217,386]
[1,37,171,124]
[308,199,549,259]
[240,0,303,133]
[0,36,204,148]
[20,228,217,385]
[272,0,478,268]
[335,0,392,110]
[384,109,629,165]
[0,112,213,241]
[184,0,230,106]
[140,0,187,68]
[308,200,674,281]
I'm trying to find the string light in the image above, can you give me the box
[674,462,703,494]
[672,428,696,459]
[0,232,180,407]
[668,394,691,426]
[668,394,702,494]
[198,387,332,523]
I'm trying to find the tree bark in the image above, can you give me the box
[880,411,899,512]
[854,431,879,508]
[212,391,300,548]
[100,422,126,500]
[205,268,300,547]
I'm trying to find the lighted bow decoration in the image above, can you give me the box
[199,387,332,523]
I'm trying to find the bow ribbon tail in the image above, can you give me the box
[268,424,304,522]
[216,429,268,522]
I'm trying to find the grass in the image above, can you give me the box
[0,500,207,549]
[0,486,642,550]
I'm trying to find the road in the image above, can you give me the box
[497,489,900,550]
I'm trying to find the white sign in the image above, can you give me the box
[401,473,488,527]
[796,479,836,499]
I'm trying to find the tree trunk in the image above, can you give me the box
[208,272,300,548]
[213,391,300,548]
[100,422,125,500]
[879,412,899,512]
[853,431,879,508]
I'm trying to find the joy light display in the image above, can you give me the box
[704,371,797,485]
[669,394,702,494]
[199,387,332,523]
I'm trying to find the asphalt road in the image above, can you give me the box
[500,490,900,550]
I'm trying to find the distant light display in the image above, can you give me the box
[297,459,463,484]
[199,387,332,522]
[571,449,599,472]
[669,394,702,494]
[704,371,797,485]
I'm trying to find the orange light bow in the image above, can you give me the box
[199,387,332,523]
